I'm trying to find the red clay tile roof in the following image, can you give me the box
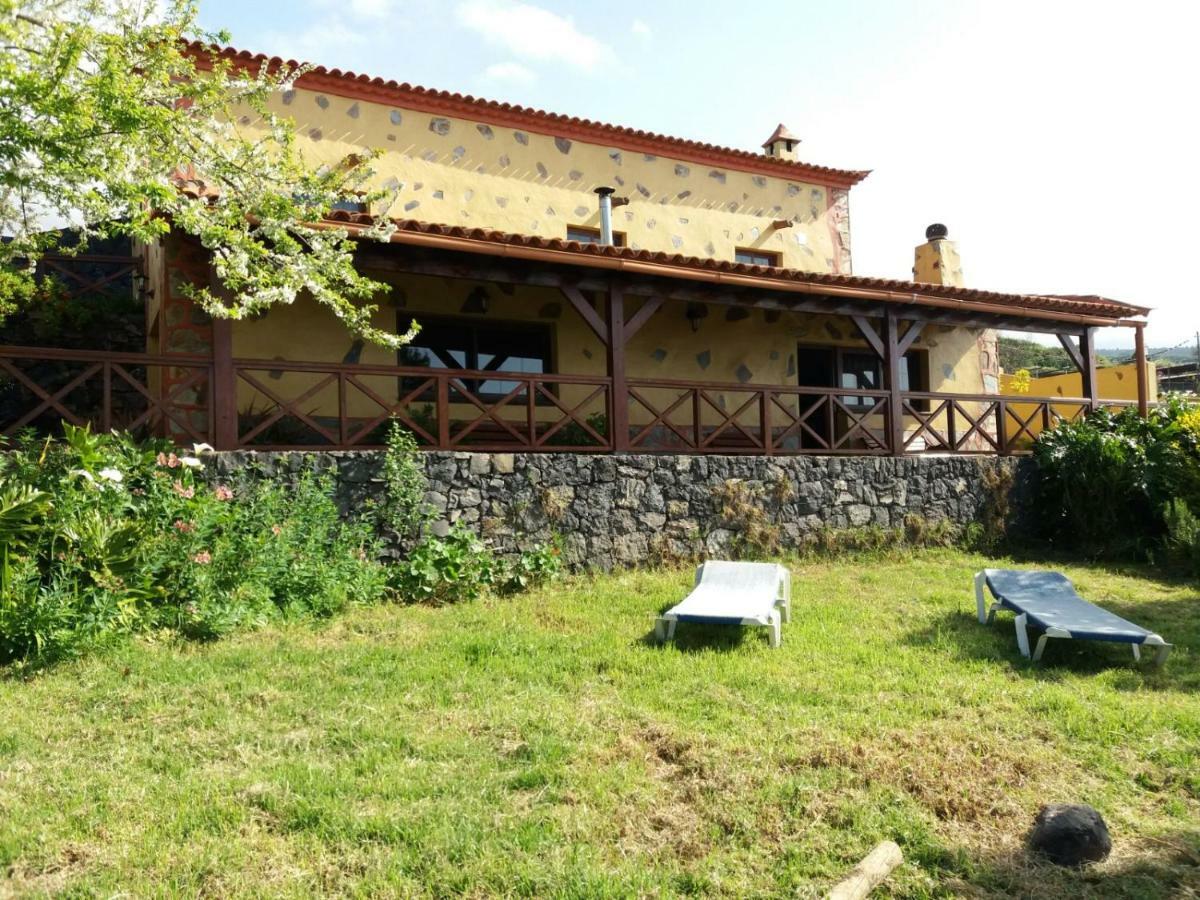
[319,211,1147,323]
[185,42,871,189]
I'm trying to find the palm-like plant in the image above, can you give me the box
[0,479,51,593]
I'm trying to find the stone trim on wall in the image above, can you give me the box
[208,451,1029,571]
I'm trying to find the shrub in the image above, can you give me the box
[0,426,386,664]
[1162,499,1200,576]
[1031,397,1200,556]
[374,420,430,543]
[389,524,498,604]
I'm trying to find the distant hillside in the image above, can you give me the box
[996,336,1196,372]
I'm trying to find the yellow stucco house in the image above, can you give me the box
[0,43,1155,456]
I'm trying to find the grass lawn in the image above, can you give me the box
[1,550,1197,898]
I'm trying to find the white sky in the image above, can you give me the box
[200,0,1200,350]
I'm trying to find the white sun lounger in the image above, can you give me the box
[655,561,791,647]
[975,568,1171,665]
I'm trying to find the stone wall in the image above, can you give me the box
[207,451,1031,570]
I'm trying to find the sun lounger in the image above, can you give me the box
[655,561,791,647]
[974,569,1171,665]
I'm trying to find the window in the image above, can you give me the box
[735,248,781,267]
[399,317,553,399]
[797,345,929,411]
[566,225,626,247]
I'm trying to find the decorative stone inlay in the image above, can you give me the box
[476,123,493,138]
[390,110,403,125]
[536,162,549,178]
[671,236,683,248]
[554,137,572,154]
[651,348,668,362]
[316,95,329,109]
[643,153,657,162]
[709,170,727,183]
[308,128,322,140]
[753,176,767,188]
[735,364,753,383]
[609,150,622,164]
[496,197,508,208]
[696,349,712,369]
[514,131,529,144]
[498,154,510,167]
[574,206,589,217]
[674,164,690,177]
[282,90,295,105]
[347,103,359,118]
[404,200,420,212]
[635,183,651,198]
[429,117,451,135]
[452,146,466,159]
[568,170,582,181]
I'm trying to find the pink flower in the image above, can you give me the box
[214,485,233,501]
[173,519,194,533]
[131,487,146,496]
[156,452,168,467]
[191,551,212,565]
[271,524,282,536]
[156,452,181,468]
[172,480,195,499]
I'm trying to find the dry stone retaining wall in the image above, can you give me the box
[207,451,1031,570]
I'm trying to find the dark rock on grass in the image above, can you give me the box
[1028,803,1112,866]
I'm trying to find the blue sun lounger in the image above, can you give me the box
[975,569,1171,665]
[655,561,791,647]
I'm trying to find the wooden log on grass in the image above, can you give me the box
[825,841,903,900]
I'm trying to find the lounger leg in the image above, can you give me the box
[779,570,792,624]
[974,571,989,624]
[656,617,677,643]
[1143,635,1171,667]
[1131,643,1141,663]
[1032,633,1050,662]
[768,611,781,648]
[1014,613,1031,658]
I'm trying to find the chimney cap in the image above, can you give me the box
[925,223,949,241]
[761,123,801,149]
[594,186,615,197]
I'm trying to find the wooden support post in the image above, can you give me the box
[211,317,237,450]
[1080,326,1098,409]
[606,288,628,451]
[883,309,904,456]
[1135,325,1149,416]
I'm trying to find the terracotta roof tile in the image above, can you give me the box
[185,42,870,189]
[319,211,1147,321]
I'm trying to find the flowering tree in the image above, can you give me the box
[0,0,414,348]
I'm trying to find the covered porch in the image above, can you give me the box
[0,223,1151,455]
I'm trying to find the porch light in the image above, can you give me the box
[685,302,708,332]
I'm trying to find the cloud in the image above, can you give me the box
[631,18,651,41]
[481,61,537,86]
[261,19,366,63]
[309,0,400,18]
[455,0,616,72]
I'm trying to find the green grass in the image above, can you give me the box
[1,550,1198,897]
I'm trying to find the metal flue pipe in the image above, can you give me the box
[595,186,615,245]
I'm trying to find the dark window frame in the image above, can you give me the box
[735,247,782,267]
[566,225,627,247]
[397,314,557,403]
[796,343,930,412]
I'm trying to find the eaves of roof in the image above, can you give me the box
[185,42,872,190]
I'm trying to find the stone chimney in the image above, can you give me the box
[914,224,999,399]
[761,123,801,161]
[913,223,964,287]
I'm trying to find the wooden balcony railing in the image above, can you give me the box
[0,345,1141,456]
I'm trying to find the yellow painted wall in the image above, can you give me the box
[241,87,847,273]
[1000,363,1156,402]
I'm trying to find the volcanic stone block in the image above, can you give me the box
[1028,804,1112,867]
